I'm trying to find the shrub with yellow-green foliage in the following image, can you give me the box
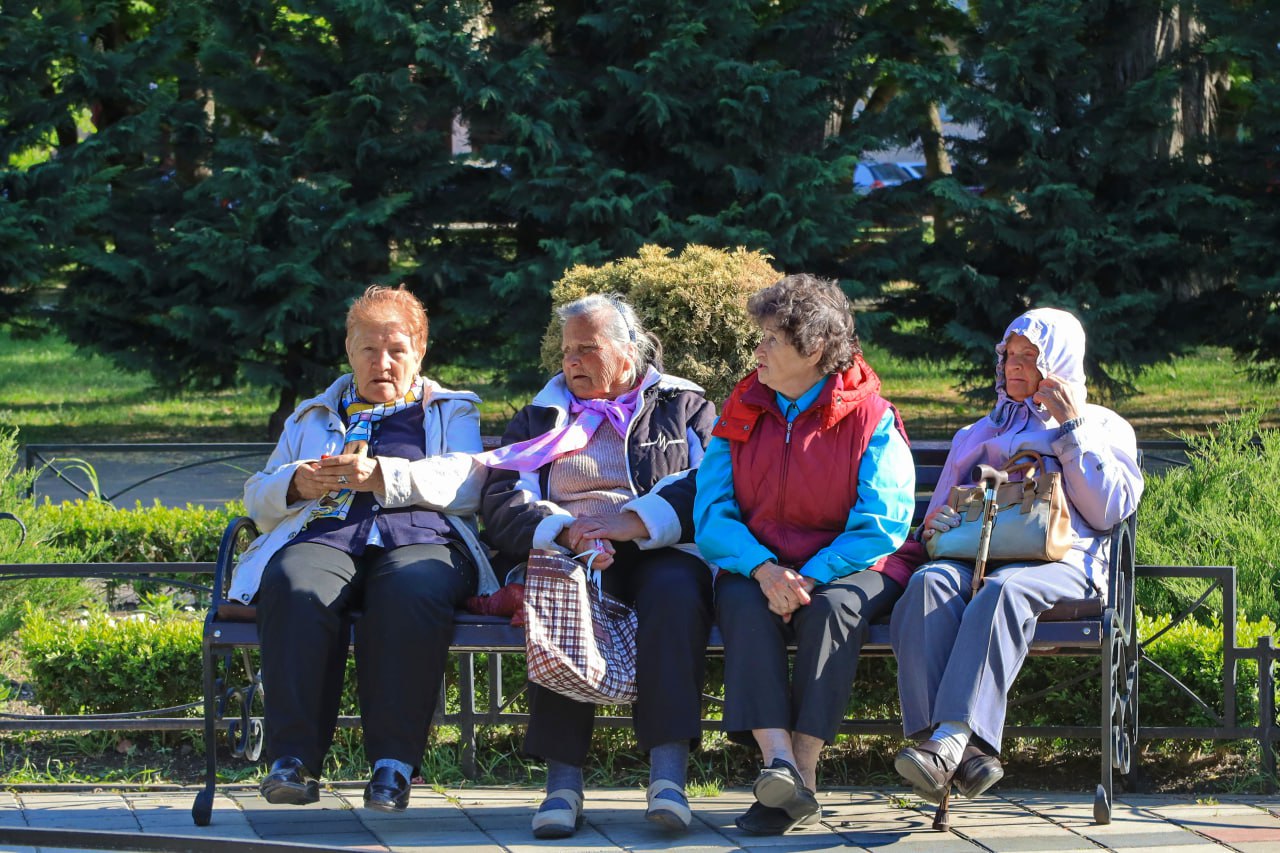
[33,499,243,563]
[539,245,781,404]
[19,604,203,715]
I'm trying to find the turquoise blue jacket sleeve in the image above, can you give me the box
[799,409,915,583]
[692,435,777,575]
[693,408,915,580]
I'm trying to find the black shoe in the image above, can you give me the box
[736,801,797,835]
[259,756,319,805]
[363,766,411,812]
[752,758,819,820]
[954,743,1004,799]
[894,741,956,805]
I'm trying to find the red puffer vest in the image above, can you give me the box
[711,355,905,567]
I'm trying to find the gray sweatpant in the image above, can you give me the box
[890,559,1094,752]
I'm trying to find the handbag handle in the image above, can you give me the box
[1002,450,1045,480]
[573,547,606,600]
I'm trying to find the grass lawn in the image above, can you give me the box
[3,327,1273,444]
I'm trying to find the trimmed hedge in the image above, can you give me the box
[32,499,243,563]
[19,605,203,716]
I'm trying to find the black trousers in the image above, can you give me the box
[716,568,902,745]
[256,541,476,775]
[523,544,713,766]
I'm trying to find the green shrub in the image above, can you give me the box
[1136,409,1280,623]
[32,499,243,563]
[540,244,781,404]
[18,603,203,715]
[1137,609,1276,732]
[0,421,95,636]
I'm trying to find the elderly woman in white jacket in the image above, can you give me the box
[891,308,1143,805]
[233,284,496,814]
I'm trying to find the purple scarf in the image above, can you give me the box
[475,369,653,472]
[924,308,1087,518]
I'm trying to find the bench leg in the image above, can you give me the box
[458,653,477,779]
[1096,611,1117,825]
[192,639,219,827]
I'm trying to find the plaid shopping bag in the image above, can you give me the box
[523,548,638,704]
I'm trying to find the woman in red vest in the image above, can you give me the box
[693,274,916,835]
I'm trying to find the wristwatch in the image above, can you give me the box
[1057,416,1085,438]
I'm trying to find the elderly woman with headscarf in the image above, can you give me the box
[231,284,497,813]
[479,293,717,838]
[693,274,916,836]
[891,307,1143,804]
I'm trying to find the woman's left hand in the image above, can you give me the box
[573,512,649,544]
[316,452,384,494]
[1032,374,1085,424]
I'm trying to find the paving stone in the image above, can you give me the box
[385,842,508,853]
[20,814,140,832]
[1074,831,1217,848]
[251,817,372,836]
[367,818,480,838]
[976,836,1099,852]
[1105,847,1219,853]
[138,809,256,824]
[263,835,386,849]
[593,821,737,851]
[358,806,473,823]
[370,829,507,849]
[1230,843,1280,853]
[484,824,621,852]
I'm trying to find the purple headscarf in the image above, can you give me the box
[924,307,1088,518]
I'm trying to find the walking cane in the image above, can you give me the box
[933,462,1008,832]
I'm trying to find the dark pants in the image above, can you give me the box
[523,545,713,766]
[256,541,477,775]
[716,568,902,745]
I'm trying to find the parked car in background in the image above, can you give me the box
[853,161,916,193]
[899,161,926,179]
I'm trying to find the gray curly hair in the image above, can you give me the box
[556,293,661,385]
[747,274,860,375]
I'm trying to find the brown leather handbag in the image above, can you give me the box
[927,451,1074,564]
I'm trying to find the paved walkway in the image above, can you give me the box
[2,785,1280,852]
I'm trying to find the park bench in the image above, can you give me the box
[191,438,1139,828]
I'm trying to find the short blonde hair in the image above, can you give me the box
[346,284,428,354]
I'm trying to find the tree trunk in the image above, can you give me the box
[267,387,298,441]
[1110,1,1225,157]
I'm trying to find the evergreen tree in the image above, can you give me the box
[873,0,1242,396]
[41,0,492,435]
[0,0,171,329]
[1194,0,1280,377]
[470,0,883,379]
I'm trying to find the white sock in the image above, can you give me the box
[929,721,971,767]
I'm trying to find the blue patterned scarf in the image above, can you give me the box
[306,376,425,524]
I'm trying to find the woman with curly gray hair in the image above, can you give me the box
[693,274,916,835]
